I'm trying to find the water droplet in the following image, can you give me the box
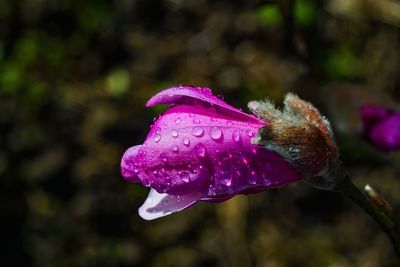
[242,156,249,165]
[134,169,139,174]
[192,127,204,137]
[235,169,241,176]
[216,94,224,100]
[251,148,257,154]
[183,137,190,146]
[159,153,168,163]
[211,117,218,122]
[194,143,206,157]
[193,118,201,124]
[226,120,233,126]
[221,176,232,186]
[153,134,161,142]
[156,184,167,193]
[153,170,158,175]
[202,88,212,94]
[175,117,182,124]
[209,127,222,140]
[142,179,150,186]
[189,113,195,117]
[249,171,257,184]
[246,130,254,137]
[232,131,241,142]
[172,145,179,152]
[171,129,178,138]
[180,172,190,183]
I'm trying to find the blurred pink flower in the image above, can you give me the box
[121,86,302,220]
[361,105,400,150]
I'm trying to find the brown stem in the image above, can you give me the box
[336,177,400,258]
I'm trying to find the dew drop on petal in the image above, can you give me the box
[142,179,150,186]
[220,176,232,186]
[175,117,182,124]
[203,88,212,94]
[180,172,191,183]
[211,117,217,122]
[235,169,241,177]
[249,171,257,184]
[159,153,168,163]
[153,134,161,142]
[209,127,223,140]
[246,130,254,137]
[172,145,179,152]
[171,129,179,138]
[226,120,233,126]
[183,137,190,146]
[232,131,241,142]
[189,113,195,117]
[156,184,167,193]
[194,143,206,157]
[193,118,201,124]
[192,127,204,137]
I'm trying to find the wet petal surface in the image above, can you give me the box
[135,104,301,197]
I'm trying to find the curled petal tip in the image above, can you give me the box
[146,85,263,123]
[121,145,142,183]
[138,189,202,220]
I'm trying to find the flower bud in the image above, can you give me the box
[249,93,345,190]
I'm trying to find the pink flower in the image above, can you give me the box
[360,105,400,150]
[121,86,302,220]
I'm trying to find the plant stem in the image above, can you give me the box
[336,177,400,258]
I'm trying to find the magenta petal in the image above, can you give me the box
[138,189,202,220]
[122,86,306,220]
[121,145,141,183]
[360,105,392,133]
[135,104,301,198]
[146,86,262,123]
[369,113,400,150]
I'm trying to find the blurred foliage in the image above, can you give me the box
[256,5,282,26]
[294,0,317,27]
[1,0,400,266]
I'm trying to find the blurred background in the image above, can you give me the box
[1,0,400,266]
